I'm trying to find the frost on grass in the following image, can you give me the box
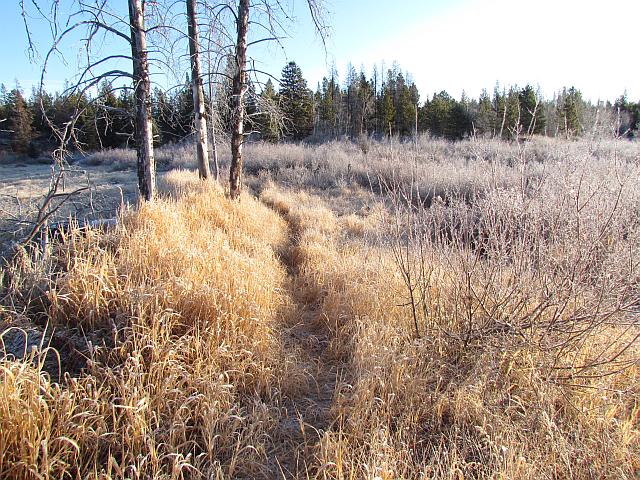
[1,137,639,479]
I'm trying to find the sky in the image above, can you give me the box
[1,0,639,103]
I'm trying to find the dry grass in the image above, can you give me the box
[1,174,302,478]
[260,165,639,478]
[1,137,639,479]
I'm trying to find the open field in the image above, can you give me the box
[1,136,639,479]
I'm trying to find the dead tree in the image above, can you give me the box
[22,0,157,201]
[229,0,249,200]
[206,49,221,181]
[203,13,227,182]
[129,0,157,200]
[186,0,211,180]
[228,0,327,199]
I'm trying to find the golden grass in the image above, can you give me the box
[1,161,639,479]
[1,173,300,478]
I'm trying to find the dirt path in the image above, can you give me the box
[264,200,343,479]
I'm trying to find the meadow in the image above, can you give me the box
[0,135,638,479]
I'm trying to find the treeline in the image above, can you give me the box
[0,81,202,156]
[1,62,639,156]
[276,62,640,141]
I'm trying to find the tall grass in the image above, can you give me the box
[1,174,304,478]
[1,137,639,479]
[259,175,639,478]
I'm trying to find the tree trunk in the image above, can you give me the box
[128,0,156,201]
[186,0,210,180]
[207,46,220,181]
[229,0,249,200]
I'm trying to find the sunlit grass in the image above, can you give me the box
[1,137,639,479]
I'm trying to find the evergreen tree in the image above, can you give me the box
[30,87,55,139]
[449,101,472,140]
[502,87,521,139]
[95,81,124,148]
[519,84,545,135]
[153,79,193,143]
[424,91,471,140]
[6,88,35,154]
[257,79,281,142]
[154,88,175,143]
[344,63,358,137]
[493,84,507,137]
[614,93,639,137]
[357,71,374,136]
[78,93,99,150]
[559,86,585,137]
[318,75,340,137]
[381,84,395,136]
[395,73,415,136]
[279,61,314,140]
[475,89,495,136]
[114,88,135,146]
[425,91,453,138]
[174,77,195,138]
[382,69,398,136]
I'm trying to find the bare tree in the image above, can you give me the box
[229,0,249,200]
[206,47,221,181]
[129,0,157,200]
[186,0,211,180]
[22,0,157,201]
[228,0,327,199]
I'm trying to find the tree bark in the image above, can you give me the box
[186,0,211,180]
[206,43,220,181]
[229,0,249,200]
[128,0,156,201]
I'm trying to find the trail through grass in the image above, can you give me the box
[1,135,638,479]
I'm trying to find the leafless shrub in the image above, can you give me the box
[387,137,640,383]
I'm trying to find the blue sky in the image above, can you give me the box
[2,0,639,102]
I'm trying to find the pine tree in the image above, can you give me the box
[95,81,123,148]
[115,88,135,146]
[279,61,314,140]
[503,87,521,139]
[357,71,374,136]
[30,87,55,139]
[344,63,358,137]
[175,76,195,138]
[257,79,281,142]
[318,77,335,136]
[559,86,585,137]
[77,92,100,151]
[6,88,35,154]
[519,85,545,135]
[425,91,452,138]
[448,101,471,140]
[394,76,419,137]
[475,89,495,136]
[381,85,395,136]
